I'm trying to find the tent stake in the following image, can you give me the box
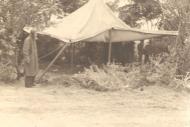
[37,43,69,82]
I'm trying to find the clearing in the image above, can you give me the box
[0,81,190,127]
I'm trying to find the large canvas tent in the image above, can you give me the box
[38,0,178,43]
[31,0,178,80]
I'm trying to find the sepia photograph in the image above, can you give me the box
[0,0,190,126]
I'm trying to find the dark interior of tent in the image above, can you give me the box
[18,31,137,73]
[17,30,175,76]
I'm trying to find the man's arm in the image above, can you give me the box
[23,38,30,63]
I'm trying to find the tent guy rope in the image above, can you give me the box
[37,43,69,82]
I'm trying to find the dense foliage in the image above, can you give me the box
[59,0,87,13]
[119,0,162,27]
[0,0,60,81]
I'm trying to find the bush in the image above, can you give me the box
[73,63,152,91]
[172,73,190,91]
[147,55,177,85]
[0,63,17,83]
[29,53,190,92]
[73,54,181,91]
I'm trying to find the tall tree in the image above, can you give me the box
[157,0,190,75]
[0,0,60,80]
[174,0,190,75]
[158,0,180,31]
[119,0,162,27]
[58,0,119,13]
[59,0,87,13]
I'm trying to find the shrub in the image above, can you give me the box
[73,54,180,91]
[73,63,153,91]
[172,73,190,91]
[0,63,17,83]
[147,55,177,85]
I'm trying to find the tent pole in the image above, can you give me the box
[108,41,112,64]
[107,30,112,64]
[70,43,74,68]
[37,43,69,82]
[73,43,75,67]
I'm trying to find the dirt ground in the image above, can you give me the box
[0,80,190,127]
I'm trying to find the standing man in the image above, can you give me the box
[23,30,39,88]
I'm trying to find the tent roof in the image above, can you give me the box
[29,0,178,43]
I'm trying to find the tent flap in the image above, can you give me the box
[84,28,178,42]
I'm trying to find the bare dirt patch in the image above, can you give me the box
[0,81,189,127]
